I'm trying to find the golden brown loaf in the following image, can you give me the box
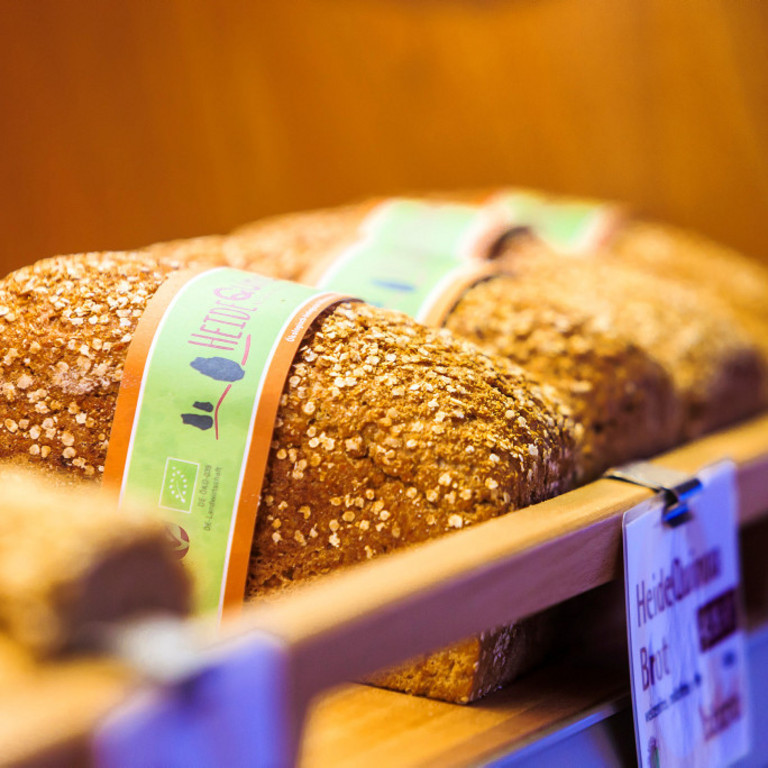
[0,466,189,656]
[366,612,559,703]
[487,254,767,441]
[606,220,768,360]
[443,275,682,478]
[0,251,579,701]
[148,201,375,282]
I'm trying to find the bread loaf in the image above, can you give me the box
[605,220,768,360]
[149,201,374,282]
[442,275,682,478]
[0,466,190,655]
[366,610,559,703]
[0,250,578,702]
[485,255,767,440]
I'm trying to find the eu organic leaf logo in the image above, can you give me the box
[160,458,199,513]
[167,467,190,503]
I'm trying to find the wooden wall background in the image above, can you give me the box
[1,0,767,275]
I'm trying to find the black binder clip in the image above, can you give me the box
[604,461,702,526]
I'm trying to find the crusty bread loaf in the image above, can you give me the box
[485,255,767,441]
[245,302,577,594]
[148,201,375,283]
[0,466,190,655]
[443,275,682,479]
[606,220,768,360]
[0,250,578,702]
[366,610,560,703]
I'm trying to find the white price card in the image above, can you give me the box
[623,461,750,768]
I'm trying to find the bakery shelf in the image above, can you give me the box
[300,624,768,768]
[3,413,768,767]
[300,648,631,768]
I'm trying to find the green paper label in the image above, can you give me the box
[316,199,506,323]
[493,191,615,254]
[105,268,344,616]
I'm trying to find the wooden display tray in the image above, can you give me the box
[4,413,768,767]
[301,656,631,768]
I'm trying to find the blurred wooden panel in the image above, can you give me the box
[0,0,767,275]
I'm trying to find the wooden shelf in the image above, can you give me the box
[302,619,768,768]
[300,660,629,768]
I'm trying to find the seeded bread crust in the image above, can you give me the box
[444,276,682,480]
[495,254,768,439]
[247,297,577,592]
[607,221,768,361]
[0,251,579,702]
[367,611,559,704]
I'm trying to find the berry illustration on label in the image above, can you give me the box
[181,401,215,431]
[181,355,249,438]
[190,356,245,382]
